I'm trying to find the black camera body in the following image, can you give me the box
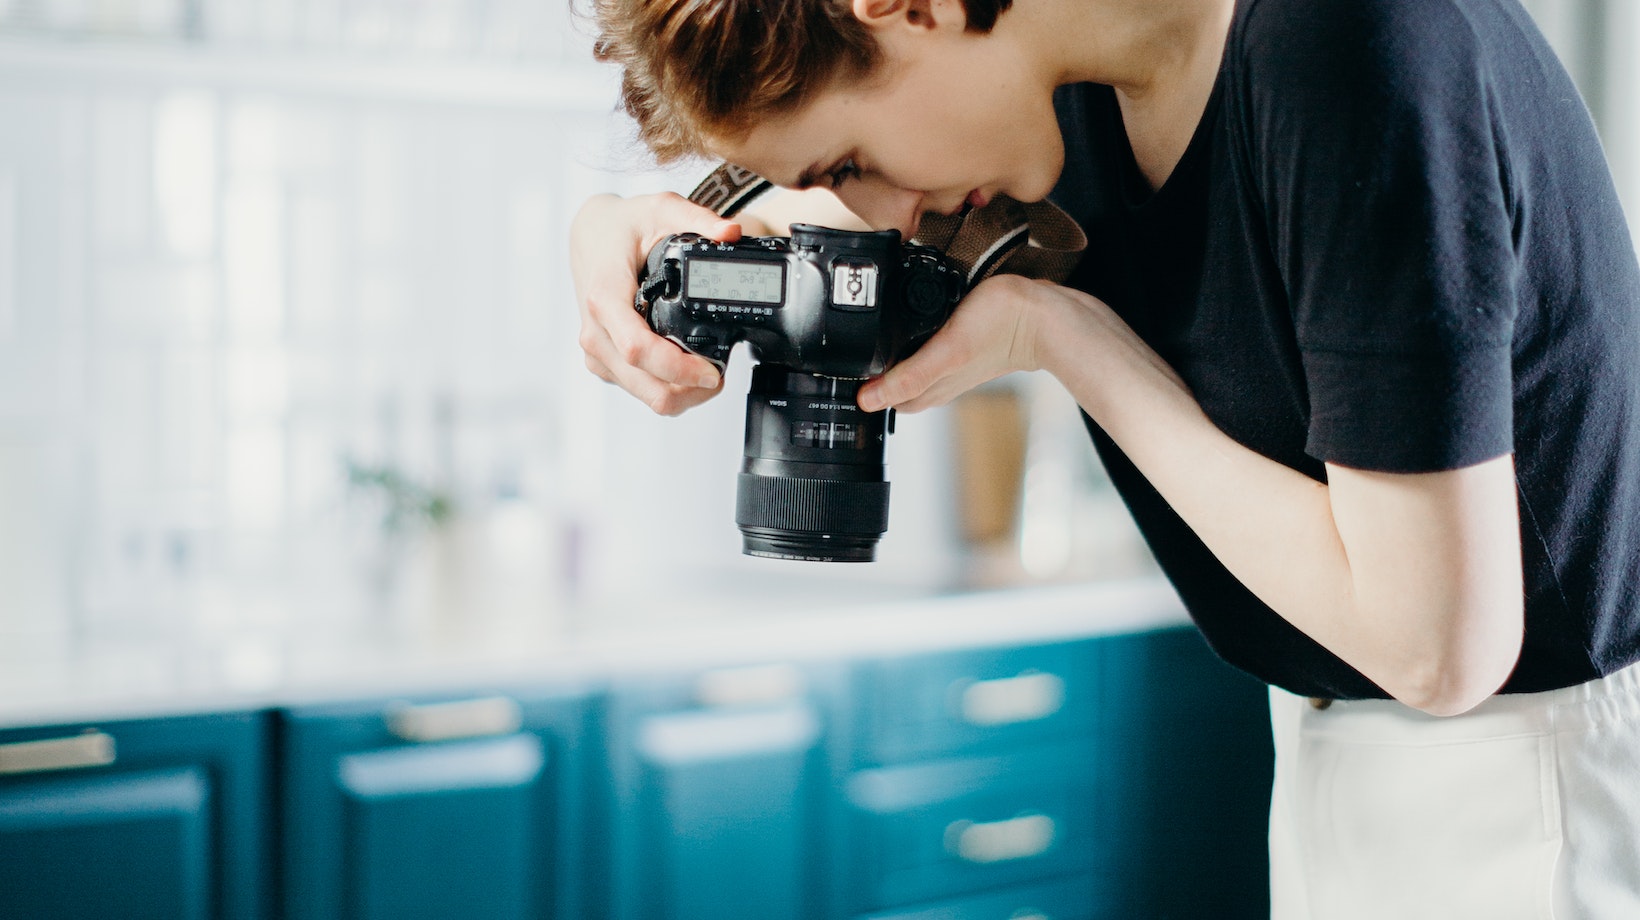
[637,224,963,376]
[636,224,964,562]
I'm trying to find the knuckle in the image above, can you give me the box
[654,191,691,220]
[577,327,601,356]
[615,336,650,368]
[887,367,927,402]
[991,273,1032,295]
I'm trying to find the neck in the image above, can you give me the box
[1009,0,1237,97]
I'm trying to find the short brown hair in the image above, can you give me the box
[588,0,1014,163]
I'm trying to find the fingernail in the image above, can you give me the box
[858,390,883,412]
[694,373,719,388]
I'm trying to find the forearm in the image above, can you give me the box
[1033,285,1522,713]
[1038,299,1358,638]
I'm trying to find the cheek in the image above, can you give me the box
[830,179,912,233]
[870,129,983,190]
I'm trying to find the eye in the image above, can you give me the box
[827,158,860,189]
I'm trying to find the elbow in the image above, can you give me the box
[1401,677,1505,718]
[1392,628,1523,718]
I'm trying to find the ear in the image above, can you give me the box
[850,0,965,32]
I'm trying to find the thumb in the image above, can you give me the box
[858,354,936,413]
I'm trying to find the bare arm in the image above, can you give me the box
[859,276,1524,715]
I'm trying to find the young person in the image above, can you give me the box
[570,0,1640,915]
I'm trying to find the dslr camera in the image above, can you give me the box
[636,224,964,562]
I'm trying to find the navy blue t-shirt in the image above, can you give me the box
[1049,0,1640,698]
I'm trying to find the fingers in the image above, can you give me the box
[590,297,720,388]
[857,357,929,413]
[859,333,995,414]
[582,327,724,416]
[570,192,743,414]
[857,276,1047,414]
[642,191,744,250]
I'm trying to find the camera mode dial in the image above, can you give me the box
[900,250,964,320]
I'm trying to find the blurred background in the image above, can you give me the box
[0,0,1634,677]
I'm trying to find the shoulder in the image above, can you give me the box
[1235,0,1491,96]
[1224,0,1521,156]
[1239,0,1484,52]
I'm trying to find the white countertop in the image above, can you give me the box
[0,577,1188,728]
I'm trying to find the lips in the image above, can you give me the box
[937,190,990,219]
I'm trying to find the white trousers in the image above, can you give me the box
[1269,662,1640,920]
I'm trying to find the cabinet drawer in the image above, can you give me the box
[278,687,594,920]
[857,640,1101,764]
[0,711,270,920]
[844,743,1108,910]
[603,661,845,920]
[856,876,1106,920]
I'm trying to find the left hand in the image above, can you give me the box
[857,274,1057,413]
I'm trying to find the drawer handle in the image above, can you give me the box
[694,663,806,708]
[958,671,1066,727]
[945,813,1057,864]
[386,696,523,743]
[0,730,117,776]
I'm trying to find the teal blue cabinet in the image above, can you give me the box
[845,627,1272,920]
[1098,627,1273,919]
[0,711,271,920]
[845,640,1110,917]
[854,640,1104,766]
[0,619,1274,920]
[602,662,846,920]
[844,742,1107,910]
[277,685,596,920]
[857,877,1106,920]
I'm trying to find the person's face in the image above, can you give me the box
[708,0,1065,239]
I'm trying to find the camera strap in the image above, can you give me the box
[687,163,1087,288]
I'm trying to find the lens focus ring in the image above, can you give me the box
[735,474,890,535]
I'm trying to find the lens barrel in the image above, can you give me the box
[735,365,891,562]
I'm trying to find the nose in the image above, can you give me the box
[835,180,923,239]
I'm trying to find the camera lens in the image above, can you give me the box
[735,364,892,562]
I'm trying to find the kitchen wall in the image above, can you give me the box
[0,0,1631,664]
[0,1,629,655]
[0,0,1154,670]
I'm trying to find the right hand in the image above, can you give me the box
[571,192,741,415]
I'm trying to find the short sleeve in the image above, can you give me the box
[1236,0,1519,472]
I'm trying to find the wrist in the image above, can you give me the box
[1024,280,1098,378]
[1032,283,1196,425]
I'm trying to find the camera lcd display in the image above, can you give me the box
[686,259,785,305]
